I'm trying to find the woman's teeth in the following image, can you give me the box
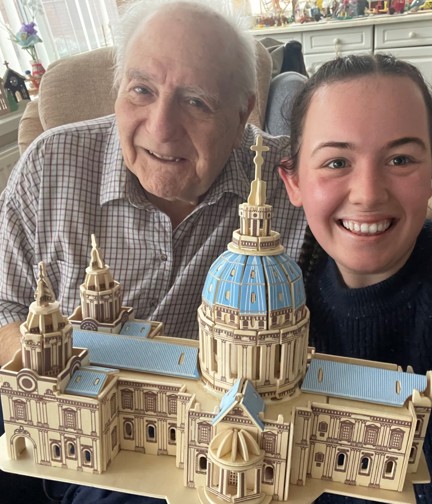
[341,219,392,235]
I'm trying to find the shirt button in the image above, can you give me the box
[160,253,168,262]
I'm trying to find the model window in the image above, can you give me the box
[124,420,134,439]
[315,452,324,463]
[167,395,177,415]
[263,464,274,484]
[335,452,347,471]
[261,432,276,454]
[67,442,76,458]
[359,456,371,475]
[63,409,77,429]
[83,449,92,465]
[121,389,133,410]
[52,443,61,460]
[389,429,404,450]
[145,392,157,412]
[14,400,27,420]
[318,422,328,434]
[196,454,207,474]
[364,425,379,446]
[169,427,176,443]
[198,422,212,444]
[384,459,396,478]
[339,421,354,442]
[110,394,117,417]
[111,426,118,449]
[147,423,156,442]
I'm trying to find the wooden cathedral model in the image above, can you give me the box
[1,136,431,504]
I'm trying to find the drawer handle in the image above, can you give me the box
[333,37,341,45]
[408,32,416,39]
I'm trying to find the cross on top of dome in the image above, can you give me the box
[247,135,269,207]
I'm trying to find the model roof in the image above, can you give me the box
[73,329,200,380]
[302,358,428,407]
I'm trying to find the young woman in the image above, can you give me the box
[279,53,432,504]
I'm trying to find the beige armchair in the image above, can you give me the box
[18,42,273,154]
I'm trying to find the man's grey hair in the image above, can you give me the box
[112,0,257,112]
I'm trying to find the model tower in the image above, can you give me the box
[20,262,73,376]
[69,234,132,332]
[198,136,310,399]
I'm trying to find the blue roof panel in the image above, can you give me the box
[73,329,199,380]
[265,258,293,311]
[65,366,112,397]
[302,358,427,407]
[120,321,152,338]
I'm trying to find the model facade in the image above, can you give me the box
[1,136,431,504]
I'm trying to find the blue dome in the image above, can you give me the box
[202,250,306,316]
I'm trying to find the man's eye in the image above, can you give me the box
[187,97,209,111]
[389,155,410,166]
[326,159,347,169]
[132,86,151,95]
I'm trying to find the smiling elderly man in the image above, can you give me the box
[0,3,306,503]
[0,1,306,370]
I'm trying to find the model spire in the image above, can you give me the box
[228,135,283,256]
[34,262,55,307]
[20,261,73,376]
[248,135,269,207]
[89,233,106,271]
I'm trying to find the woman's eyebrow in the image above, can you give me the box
[386,137,427,150]
[311,141,352,156]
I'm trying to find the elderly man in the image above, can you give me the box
[0,2,305,502]
[0,0,305,366]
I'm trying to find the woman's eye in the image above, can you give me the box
[389,155,410,166]
[326,159,347,169]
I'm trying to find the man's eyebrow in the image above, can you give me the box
[311,141,352,156]
[386,137,427,150]
[181,86,220,108]
[126,68,154,81]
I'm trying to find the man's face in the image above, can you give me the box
[115,10,252,208]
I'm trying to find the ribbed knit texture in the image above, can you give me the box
[303,221,432,504]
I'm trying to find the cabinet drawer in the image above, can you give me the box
[375,20,432,49]
[303,26,373,55]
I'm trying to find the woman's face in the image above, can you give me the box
[281,75,432,288]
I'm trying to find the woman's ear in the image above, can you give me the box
[278,167,303,207]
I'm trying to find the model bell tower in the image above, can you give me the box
[80,234,121,322]
[69,234,133,332]
[20,262,73,376]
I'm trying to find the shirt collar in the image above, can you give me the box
[100,117,129,205]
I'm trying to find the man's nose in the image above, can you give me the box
[146,97,182,142]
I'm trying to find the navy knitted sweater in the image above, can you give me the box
[302,221,432,504]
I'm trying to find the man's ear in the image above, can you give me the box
[278,167,303,207]
[234,95,256,147]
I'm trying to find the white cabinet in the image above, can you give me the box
[303,25,373,74]
[250,13,432,81]
[375,18,432,83]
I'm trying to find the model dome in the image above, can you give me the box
[198,136,309,399]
